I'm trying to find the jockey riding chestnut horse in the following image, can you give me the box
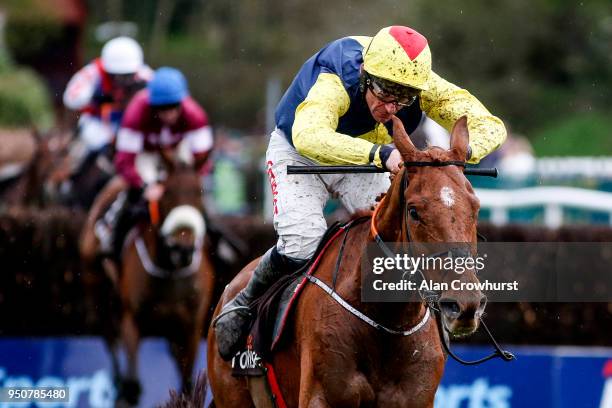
[79,67,216,405]
[209,116,489,407]
[213,24,506,363]
[209,25,506,407]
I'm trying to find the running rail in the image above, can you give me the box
[475,186,612,228]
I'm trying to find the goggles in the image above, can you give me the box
[109,73,137,87]
[365,74,420,108]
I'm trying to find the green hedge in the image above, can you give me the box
[0,0,58,129]
[531,111,612,156]
[0,67,53,129]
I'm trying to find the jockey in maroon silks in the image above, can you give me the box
[101,67,214,261]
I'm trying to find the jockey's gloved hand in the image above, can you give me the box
[383,148,403,174]
[144,183,165,202]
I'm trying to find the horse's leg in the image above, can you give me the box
[207,275,257,408]
[207,333,254,408]
[168,275,209,394]
[297,357,370,408]
[91,251,124,395]
[168,323,199,394]
[296,351,332,408]
[119,311,142,405]
[100,321,123,392]
[292,286,375,408]
[106,339,123,388]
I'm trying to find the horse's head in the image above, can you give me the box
[27,129,72,206]
[392,116,486,337]
[156,164,206,270]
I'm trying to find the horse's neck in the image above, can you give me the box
[140,224,160,261]
[374,169,405,242]
[350,170,425,329]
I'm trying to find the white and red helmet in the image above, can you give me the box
[101,36,144,75]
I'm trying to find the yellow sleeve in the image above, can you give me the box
[292,73,385,167]
[420,71,507,163]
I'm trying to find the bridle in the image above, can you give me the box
[370,160,515,365]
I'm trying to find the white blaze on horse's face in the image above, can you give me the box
[161,205,206,242]
[440,186,455,208]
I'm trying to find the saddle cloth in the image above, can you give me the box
[231,219,366,377]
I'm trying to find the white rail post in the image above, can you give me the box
[544,204,563,228]
[490,207,509,226]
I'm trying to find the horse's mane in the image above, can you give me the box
[350,208,374,221]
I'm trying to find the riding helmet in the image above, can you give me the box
[101,36,144,75]
[363,26,432,91]
[148,67,189,106]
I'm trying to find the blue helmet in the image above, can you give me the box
[148,67,189,106]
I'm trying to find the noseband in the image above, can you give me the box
[370,160,515,365]
[135,235,203,279]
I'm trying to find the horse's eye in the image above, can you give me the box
[409,207,420,221]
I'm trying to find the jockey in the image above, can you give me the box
[63,36,153,158]
[214,25,507,359]
[104,67,213,261]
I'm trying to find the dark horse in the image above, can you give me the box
[83,165,216,406]
[0,127,109,210]
[0,129,72,209]
[208,116,487,407]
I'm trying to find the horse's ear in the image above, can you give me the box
[391,116,417,160]
[450,116,469,161]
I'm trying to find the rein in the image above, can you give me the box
[368,161,515,365]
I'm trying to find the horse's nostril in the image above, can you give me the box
[439,299,461,317]
[168,244,195,268]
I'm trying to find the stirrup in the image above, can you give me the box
[212,305,251,327]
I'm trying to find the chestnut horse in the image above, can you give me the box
[208,116,487,407]
[111,165,216,406]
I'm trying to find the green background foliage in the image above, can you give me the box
[4,0,612,154]
[0,0,58,129]
[0,48,53,130]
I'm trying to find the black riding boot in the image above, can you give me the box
[110,187,144,262]
[214,247,307,360]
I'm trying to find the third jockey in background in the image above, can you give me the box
[95,67,213,263]
[60,37,153,207]
[214,25,507,360]
[63,36,153,157]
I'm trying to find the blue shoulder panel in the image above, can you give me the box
[275,36,422,144]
